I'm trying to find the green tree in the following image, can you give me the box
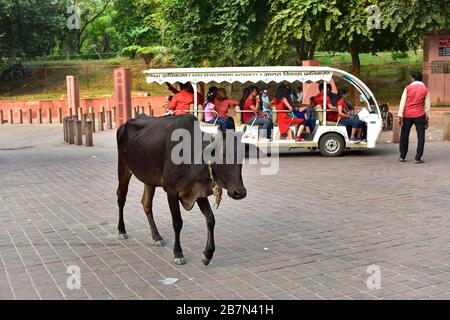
[321,0,408,77]
[0,0,66,58]
[382,0,450,48]
[63,0,114,54]
[113,0,162,48]
[265,0,340,65]
[211,0,269,66]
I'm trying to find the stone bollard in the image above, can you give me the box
[81,113,87,135]
[141,106,145,115]
[48,108,53,124]
[147,104,152,116]
[89,113,96,132]
[135,106,140,117]
[58,108,63,123]
[38,109,43,124]
[28,109,33,124]
[9,110,14,124]
[106,110,112,130]
[85,120,93,147]
[68,118,75,144]
[76,120,83,145]
[69,108,73,118]
[112,107,116,123]
[444,113,450,142]
[101,107,105,124]
[392,116,401,144]
[0,110,3,124]
[98,111,104,131]
[63,117,68,142]
[19,110,23,124]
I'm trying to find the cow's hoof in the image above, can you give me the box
[155,239,166,247]
[118,233,128,240]
[174,257,186,265]
[202,253,211,266]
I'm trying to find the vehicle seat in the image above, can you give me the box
[315,107,343,126]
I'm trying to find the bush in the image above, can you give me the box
[0,59,29,81]
[122,45,143,59]
[106,58,122,66]
[391,51,409,60]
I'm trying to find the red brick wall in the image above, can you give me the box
[0,96,167,123]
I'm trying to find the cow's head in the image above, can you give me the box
[204,131,247,200]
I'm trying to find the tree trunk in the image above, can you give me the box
[73,29,81,54]
[349,43,361,101]
[295,39,317,65]
[103,32,110,53]
[349,43,361,77]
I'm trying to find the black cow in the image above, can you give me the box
[116,114,247,265]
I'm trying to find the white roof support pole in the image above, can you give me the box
[191,82,198,117]
[323,82,327,126]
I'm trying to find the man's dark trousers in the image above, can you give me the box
[400,115,426,161]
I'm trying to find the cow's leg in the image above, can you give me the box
[197,197,215,266]
[117,155,132,240]
[141,184,165,246]
[167,192,185,265]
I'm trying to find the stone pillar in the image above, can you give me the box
[68,118,75,144]
[81,113,87,135]
[89,112,96,132]
[106,110,112,130]
[48,108,53,124]
[0,110,3,124]
[392,117,401,144]
[38,109,43,124]
[66,76,80,118]
[28,109,33,124]
[98,111,104,131]
[85,120,93,147]
[444,112,450,142]
[114,68,132,128]
[9,110,13,124]
[76,120,83,145]
[58,108,63,123]
[63,117,69,143]
[19,110,23,124]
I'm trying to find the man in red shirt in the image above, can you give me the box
[397,71,431,163]
[167,83,203,115]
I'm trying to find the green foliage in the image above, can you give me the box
[391,51,409,60]
[265,0,341,64]
[0,0,448,70]
[122,45,143,59]
[113,0,162,48]
[0,58,29,81]
[381,0,450,48]
[0,0,66,58]
[106,58,122,65]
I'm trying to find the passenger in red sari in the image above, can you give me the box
[273,84,307,142]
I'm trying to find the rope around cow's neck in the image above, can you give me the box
[208,162,222,209]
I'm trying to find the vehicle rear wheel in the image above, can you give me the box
[319,133,345,157]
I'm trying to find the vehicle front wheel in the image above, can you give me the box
[319,133,345,157]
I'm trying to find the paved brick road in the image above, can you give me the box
[1,124,450,300]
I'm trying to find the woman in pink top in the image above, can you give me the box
[212,88,240,131]
[203,87,218,122]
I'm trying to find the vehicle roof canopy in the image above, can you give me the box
[143,66,379,111]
